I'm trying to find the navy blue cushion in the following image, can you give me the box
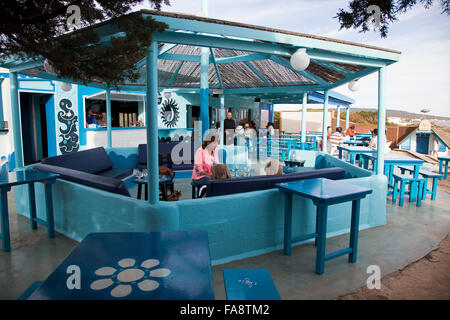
[97,168,133,180]
[139,142,199,169]
[206,167,346,197]
[35,163,130,197]
[41,147,113,174]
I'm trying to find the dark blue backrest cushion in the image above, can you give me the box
[207,167,345,197]
[139,142,199,165]
[41,147,113,174]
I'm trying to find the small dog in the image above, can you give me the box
[167,190,182,201]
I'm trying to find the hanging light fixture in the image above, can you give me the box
[61,82,72,92]
[348,79,360,92]
[43,59,56,74]
[164,92,172,99]
[290,49,310,71]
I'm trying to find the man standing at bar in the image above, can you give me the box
[223,111,235,145]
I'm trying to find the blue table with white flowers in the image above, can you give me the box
[28,231,215,300]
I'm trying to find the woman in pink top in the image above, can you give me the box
[192,135,219,191]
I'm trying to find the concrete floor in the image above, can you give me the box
[1,181,449,300]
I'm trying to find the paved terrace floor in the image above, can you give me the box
[0,178,449,300]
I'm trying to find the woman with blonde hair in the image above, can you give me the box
[211,164,232,180]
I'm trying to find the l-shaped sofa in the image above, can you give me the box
[15,147,387,265]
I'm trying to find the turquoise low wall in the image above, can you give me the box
[15,148,387,265]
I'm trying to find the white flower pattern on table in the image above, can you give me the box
[90,258,171,298]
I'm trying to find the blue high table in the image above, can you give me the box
[277,178,372,274]
[438,156,449,179]
[28,231,215,300]
[360,153,424,200]
[337,146,377,165]
[0,169,59,252]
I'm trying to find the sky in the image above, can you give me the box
[135,0,450,118]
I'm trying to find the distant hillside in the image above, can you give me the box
[348,108,450,121]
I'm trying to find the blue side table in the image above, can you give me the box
[0,169,59,252]
[28,231,215,300]
[337,146,376,165]
[276,178,372,274]
[438,156,449,179]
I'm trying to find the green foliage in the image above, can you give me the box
[0,0,170,87]
[336,0,449,37]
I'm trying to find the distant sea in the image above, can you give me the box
[435,121,450,126]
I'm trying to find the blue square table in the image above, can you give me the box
[276,178,372,274]
[0,169,59,252]
[28,231,215,300]
[438,156,449,179]
[337,146,377,165]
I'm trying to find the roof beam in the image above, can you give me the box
[167,61,184,87]
[147,13,400,62]
[159,43,178,55]
[269,55,329,87]
[9,60,43,73]
[153,31,293,57]
[306,49,387,68]
[215,53,269,64]
[224,84,323,95]
[36,71,108,90]
[310,60,353,76]
[159,52,202,62]
[209,48,224,90]
[327,67,379,90]
[243,61,272,87]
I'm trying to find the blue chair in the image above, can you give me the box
[17,281,43,300]
[392,174,426,207]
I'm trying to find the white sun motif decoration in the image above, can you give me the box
[90,258,171,298]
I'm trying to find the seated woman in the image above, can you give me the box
[192,134,219,193]
[211,164,232,180]
[264,158,283,176]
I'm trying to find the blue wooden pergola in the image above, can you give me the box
[0,9,401,204]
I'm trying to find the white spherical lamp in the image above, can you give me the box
[163,92,172,99]
[43,59,56,74]
[290,50,310,71]
[348,80,360,92]
[61,82,72,92]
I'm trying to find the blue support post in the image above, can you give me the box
[9,72,24,168]
[200,47,210,139]
[220,94,225,146]
[321,90,329,152]
[336,105,340,128]
[0,78,4,124]
[345,107,350,131]
[106,88,112,148]
[146,41,159,204]
[301,92,307,149]
[377,67,386,176]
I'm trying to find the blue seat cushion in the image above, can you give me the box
[41,147,113,174]
[34,163,130,197]
[97,168,133,180]
[206,167,345,197]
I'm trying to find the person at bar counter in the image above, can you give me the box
[223,111,235,145]
[192,134,220,192]
[86,107,97,126]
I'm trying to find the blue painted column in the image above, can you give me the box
[9,72,24,168]
[321,90,329,152]
[199,0,210,139]
[270,103,274,123]
[377,67,386,176]
[336,105,341,128]
[345,107,350,131]
[146,41,159,204]
[219,94,225,146]
[300,92,308,149]
[200,47,210,139]
[0,78,4,124]
[106,88,112,148]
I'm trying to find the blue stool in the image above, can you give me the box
[392,174,426,207]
